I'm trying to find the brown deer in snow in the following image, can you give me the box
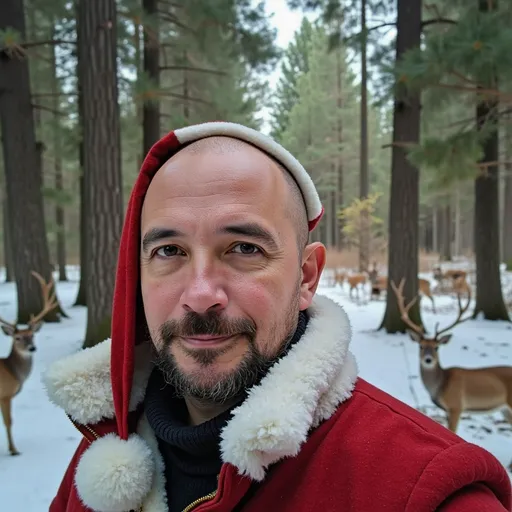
[390,278,512,465]
[0,271,58,455]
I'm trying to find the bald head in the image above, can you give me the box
[178,136,309,251]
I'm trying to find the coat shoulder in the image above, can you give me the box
[322,378,512,511]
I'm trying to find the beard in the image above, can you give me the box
[151,289,300,405]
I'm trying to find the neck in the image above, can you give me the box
[5,346,33,386]
[420,362,446,405]
[185,394,243,426]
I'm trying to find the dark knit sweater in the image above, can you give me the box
[144,312,309,512]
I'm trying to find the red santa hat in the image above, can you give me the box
[111,121,324,441]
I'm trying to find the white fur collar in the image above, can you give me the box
[43,295,357,510]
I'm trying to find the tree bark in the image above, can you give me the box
[380,0,423,333]
[454,188,461,257]
[472,0,509,320]
[441,203,452,261]
[503,121,512,267]
[74,11,87,307]
[432,204,438,253]
[3,198,14,282]
[142,0,160,156]
[78,0,124,346]
[0,0,61,323]
[50,24,67,282]
[359,0,370,272]
[335,44,344,251]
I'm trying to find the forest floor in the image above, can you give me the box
[0,266,511,509]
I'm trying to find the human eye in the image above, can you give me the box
[154,245,185,258]
[230,243,262,255]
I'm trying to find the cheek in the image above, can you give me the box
[231,268,299,352]
[141,272,181,334]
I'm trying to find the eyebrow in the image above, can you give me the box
[141,223,279,253]
[142,227,183,254]
[219,223,279,252]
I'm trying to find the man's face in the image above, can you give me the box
[140,138,325,403]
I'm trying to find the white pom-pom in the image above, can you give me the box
[75,433,154,512]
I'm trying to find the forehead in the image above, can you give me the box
[141,137,290,230]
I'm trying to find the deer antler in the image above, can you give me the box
[28,271,58,327]
[433,286,472,339]
[390,278,425,336]
[0,313,17,331]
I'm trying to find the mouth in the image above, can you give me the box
[181,334,236,347]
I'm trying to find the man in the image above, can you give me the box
[45,122,511,512]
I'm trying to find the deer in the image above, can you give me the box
[0,271,58,455]
[390,278,512,446]
[347,273,368,300]
[370,274,436,313]
[433,266,468,294]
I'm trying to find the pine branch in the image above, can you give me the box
[32,92,76,98]
[422,18,457,28]
[164,92,213,106]
[431,83,510,102]
[32,104,67,116]
[159,65,227,76]
[156,10,194,33]
[368,22,396,32]
[7,39,76,51]
[382,141,417,150]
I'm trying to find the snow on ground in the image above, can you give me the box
[0,266,511,509]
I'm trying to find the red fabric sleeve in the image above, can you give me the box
[438,483,511,511]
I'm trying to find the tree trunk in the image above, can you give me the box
[3,199,14,282]
[325,189,334,248]
[78,0,124,346]
[472,0,509,320]
[454,188,461,257]
[503,123,512,267]
[359,0,370,272]
[380,0,423,333]
[183,50,190,121]
[0,0,61,323]
[142,0,160,156]
[50,24,67,282]
[432,204,438,253]
[335,45,344,250]
[74,12,87,307]
[441,203,452,261]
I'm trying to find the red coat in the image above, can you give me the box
[50,378,511,512]
[43,125,511,510]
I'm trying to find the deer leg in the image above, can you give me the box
[446,408,462,433]
[0,398,19,456]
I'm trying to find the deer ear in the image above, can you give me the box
[32,322,43,333]
[1,325,16,336]
[438,334,452,344]
[407,329,422,343]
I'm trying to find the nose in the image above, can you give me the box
[181,268,228,315]
[29,346,36,352]
[424,356,432,364]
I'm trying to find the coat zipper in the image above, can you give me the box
[181,490,218,512]
[68,416,219,512]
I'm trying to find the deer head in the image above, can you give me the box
[0,271,58,354]
[390,278,472,370]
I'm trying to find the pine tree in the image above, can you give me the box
[270,17,315,140]
[395,1,511,321]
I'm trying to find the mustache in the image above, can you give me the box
[160,311,256,342]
